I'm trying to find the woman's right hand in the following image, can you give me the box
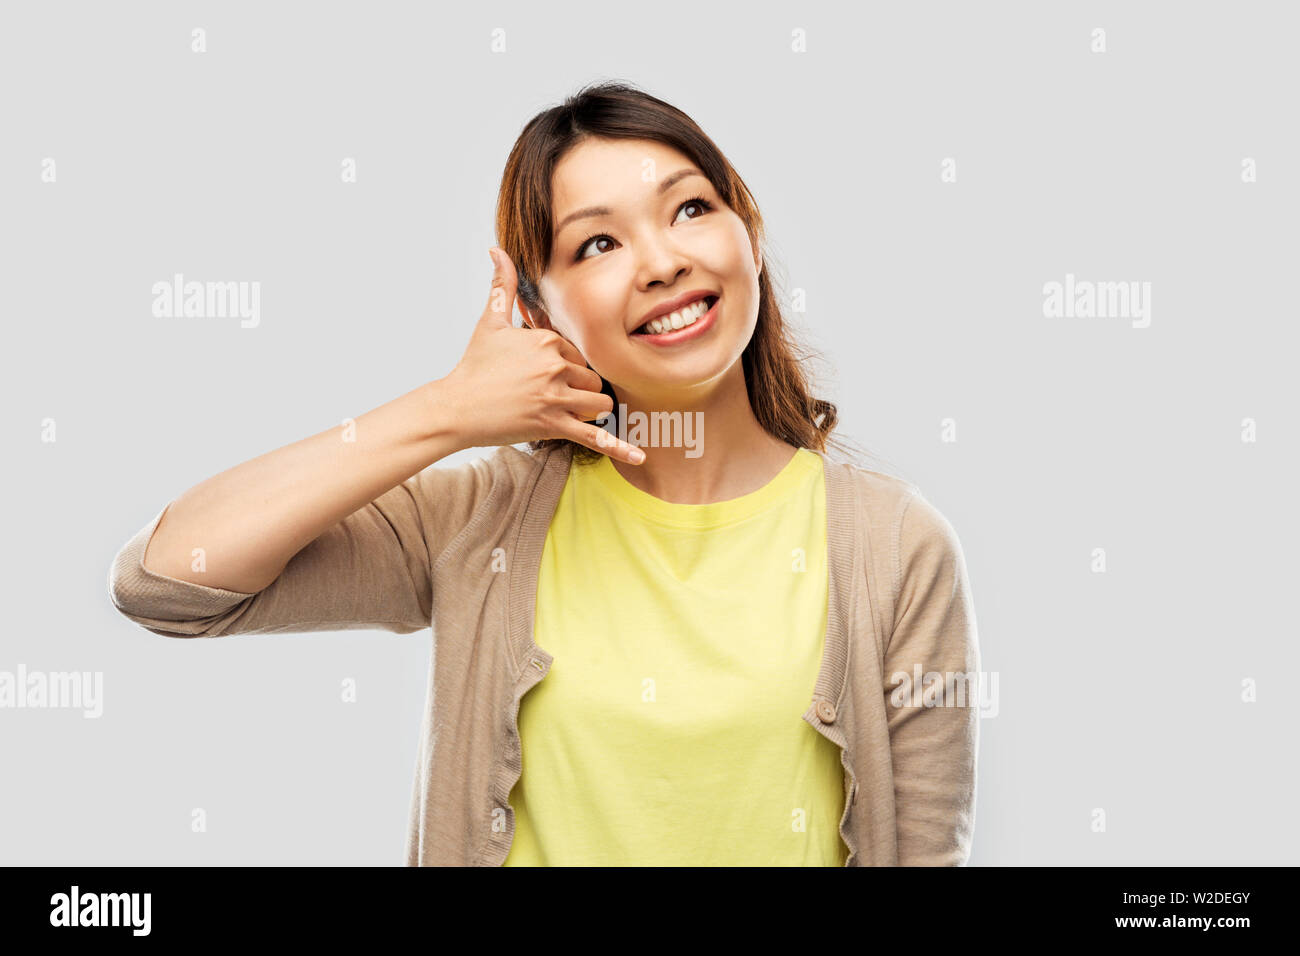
[436,248,645,464]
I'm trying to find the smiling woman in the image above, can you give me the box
[472,81,978,868]
[108,78,979,871]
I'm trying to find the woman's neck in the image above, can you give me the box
[607,363,799,504]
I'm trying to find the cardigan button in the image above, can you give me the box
[815,699,837,723]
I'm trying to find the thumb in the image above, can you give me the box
[480,247,518,329]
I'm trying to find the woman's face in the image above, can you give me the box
[532,137,762,405]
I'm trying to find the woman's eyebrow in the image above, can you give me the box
[553,168,706,237]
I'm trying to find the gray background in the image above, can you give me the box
[2,0,1295,865]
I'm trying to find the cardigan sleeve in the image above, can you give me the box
[883,488,980,865]
[106,451,502,638]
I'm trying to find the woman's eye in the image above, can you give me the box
[575,197,714,261]
[576,235,615,261]
[674,197,713,223]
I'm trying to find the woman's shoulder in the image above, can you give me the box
[820,453,921,522]
[401,443,567,557]
[821,454,967,573]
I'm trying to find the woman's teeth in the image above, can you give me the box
[638,297,712,335]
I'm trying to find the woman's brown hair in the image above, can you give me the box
[494,79,872,468]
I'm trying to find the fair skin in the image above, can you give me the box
[520,136,798,504]
[139,137,791,592]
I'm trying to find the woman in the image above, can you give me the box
[109,80,979,866]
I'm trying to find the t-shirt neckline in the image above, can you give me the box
[585,446,819,529]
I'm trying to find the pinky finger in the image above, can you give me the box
[563,418,645,464]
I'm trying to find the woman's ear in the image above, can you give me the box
[519,298,554,332]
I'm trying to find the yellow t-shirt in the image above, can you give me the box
[504,446,848,866]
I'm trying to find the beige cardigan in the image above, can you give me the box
[107,441,980,866]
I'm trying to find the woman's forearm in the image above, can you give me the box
[141,378,468,594]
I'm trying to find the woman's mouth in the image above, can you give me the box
[631,295,719,344]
